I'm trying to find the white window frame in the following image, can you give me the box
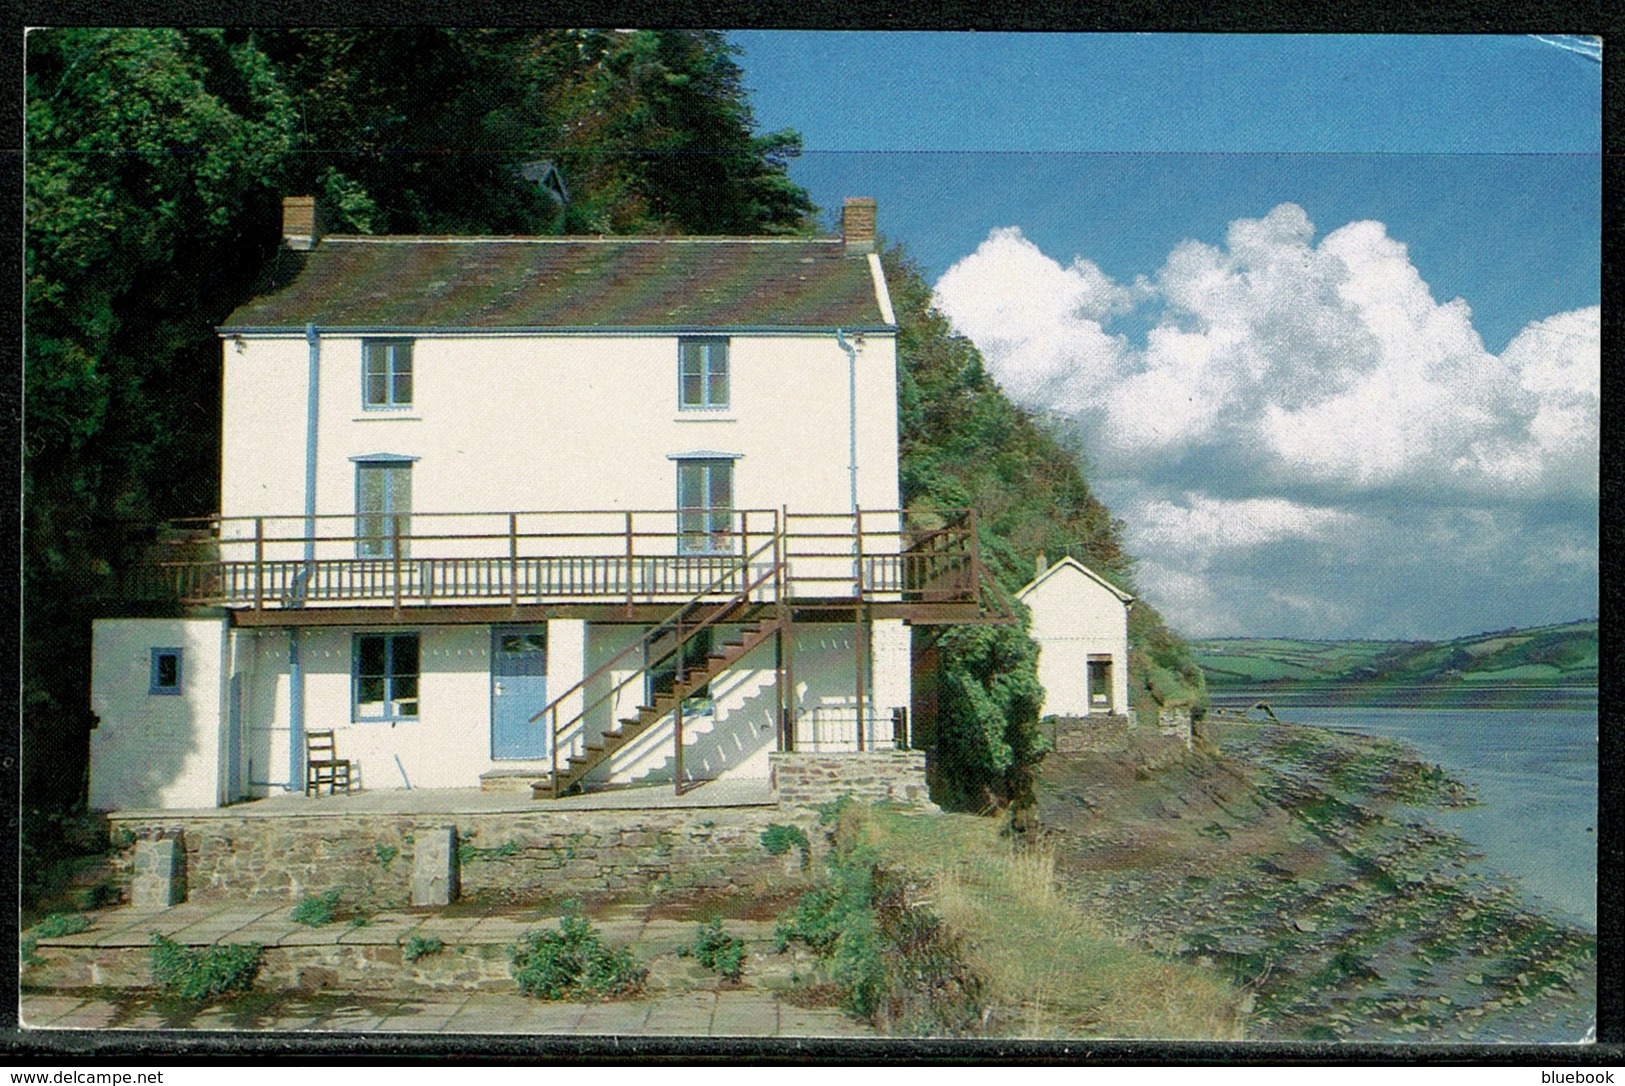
[678,337,729,411]
[362,339,414,410]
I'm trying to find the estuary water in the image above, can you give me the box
[1209,686,1598,930]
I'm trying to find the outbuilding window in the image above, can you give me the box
[149,648,183,695]
[363,340,414,409]
[679,338,729,410]
[354,633,420,721]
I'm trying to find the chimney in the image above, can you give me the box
[282,196,321,251]
[842,197,876,255]
[1036,553,1048,578]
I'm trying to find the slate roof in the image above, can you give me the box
[221,236,891,332]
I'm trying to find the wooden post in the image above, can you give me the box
[624,510,635,616]
[254,518,265,611]
[550,705,559,798]
[391,514,403,611]
[674,696,684,797]
[509,513,519,611]
[967,508,980,604]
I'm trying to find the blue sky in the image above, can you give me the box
[733,33,1600,640]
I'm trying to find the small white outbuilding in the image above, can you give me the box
[1016,557,1134,718]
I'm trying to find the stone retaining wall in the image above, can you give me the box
[1046,714,1134,753]
[769,751,937,814]
[105,805,795,907]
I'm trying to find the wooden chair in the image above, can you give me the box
[305,730,353,797]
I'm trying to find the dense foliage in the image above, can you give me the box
[887,248,1205,808]
[22,28,813,897]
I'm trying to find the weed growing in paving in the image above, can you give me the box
[511,912,647,1000]
[679,918,746,982]
[150,936,263,1000]
[291,889,342,927]
[20,913,93,966]
[760,823,811,868]
[403,934,444,962]
[374,843,399,871]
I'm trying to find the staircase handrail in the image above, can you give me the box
[535,548,786,795]
[529,526,783,728]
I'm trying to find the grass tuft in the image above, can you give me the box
[845,804,1249,1039]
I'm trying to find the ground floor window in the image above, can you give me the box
[149,647,183,695]
[355,632,420,720]
[1088,656,1113,712]
[647,626,713,713]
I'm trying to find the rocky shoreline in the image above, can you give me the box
[1034,718,1596,1042]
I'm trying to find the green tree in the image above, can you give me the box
[886,245,1206,808]
[25,29,299,860]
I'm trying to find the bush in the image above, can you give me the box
[150,936,262,1001]
[775,811,984,1031]
[511,913,646,1000]
[403,934,444,962]
[680,918,746,982]
[760,824,811,868]
[291,889,342,927]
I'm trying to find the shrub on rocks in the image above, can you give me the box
[150,936,262,1000]
[511,911,646,1000]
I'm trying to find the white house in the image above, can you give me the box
[1016,556,1134,718]
[88,197,1001,810]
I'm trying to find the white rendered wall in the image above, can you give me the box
[1021,568,1131,716]
[239,625,494,794]
[89,618,229,810]
[218,332,901,571]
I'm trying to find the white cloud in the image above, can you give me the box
[933,206,1600,500]
[934,208,1599,636]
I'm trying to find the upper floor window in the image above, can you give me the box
[363,340,414,409]
[150,648,183,696]
[355,458,413,558]
[679,338,729,410]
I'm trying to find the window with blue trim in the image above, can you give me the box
[363,340,414,408]
[354,633,420,720]
[677,458,734,554]
[679,338,728,410]
[150,648,183,695]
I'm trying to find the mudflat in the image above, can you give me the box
[1035,719,1595,1043]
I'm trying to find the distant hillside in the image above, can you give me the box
[1193,620,1597,688]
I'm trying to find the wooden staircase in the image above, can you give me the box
[533,616,781,799]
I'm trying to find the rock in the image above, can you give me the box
[1293,917,1318,933]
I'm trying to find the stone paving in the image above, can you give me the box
[19,989,870,1037]
[20,899,874,1038]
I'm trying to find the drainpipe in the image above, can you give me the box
[288,629,303,792]
[289,322,320,790]
[835,329,858,515]
[837,329,872,741]
[303,322,320,568]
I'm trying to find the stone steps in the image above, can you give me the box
[23,903,806,999]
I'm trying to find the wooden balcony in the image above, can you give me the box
[129,507,1008,625]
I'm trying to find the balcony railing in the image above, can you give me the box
[129,507,983,611]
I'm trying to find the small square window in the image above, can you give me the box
[150,648,183,695]
[679,338,728,410]
[363,340,414,409]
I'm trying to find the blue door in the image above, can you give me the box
[491,627,550,760]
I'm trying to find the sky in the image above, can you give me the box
[732,33,1601,641]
